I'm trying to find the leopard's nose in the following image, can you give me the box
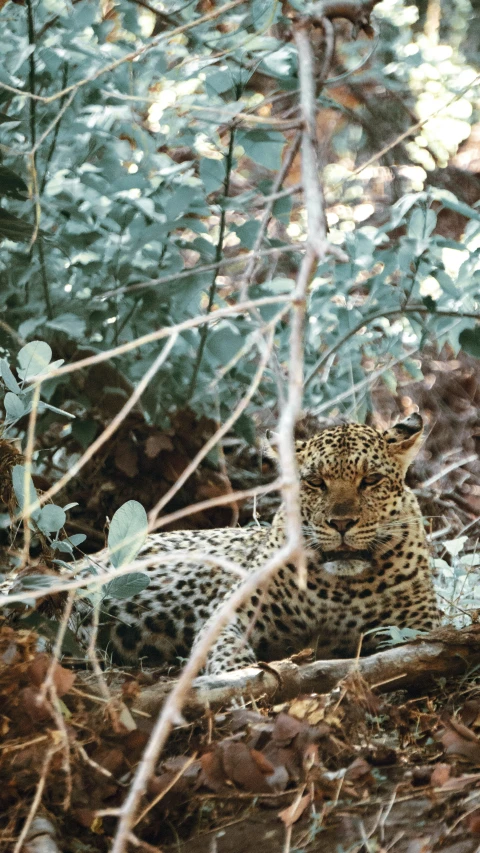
[326,517,359,533]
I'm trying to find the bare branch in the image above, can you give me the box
[151,479,282,533]
[134,625,480,716]
[37,297,289,381]
[239,131,302,299]
[293,23,348,262]
[30,335,178,510]
[0,549,249,609]
[99,245,305,301]
[148,323,279,527]
[110,541,299,853]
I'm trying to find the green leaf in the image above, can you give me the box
[68,533,86,546]
[19,612,83,655]
[444,535,468,557]
[18,316,47,339]
[0,112,19,124]
[251,0,279,29]
[0,209,35,243]
[199,158,225,195]
[234,412,256,445]
[431,189,480,223]
[71,419,98,449]
[36,504,67,536]
[459,327,480,358]
[237,129,286,171]
[0,359,21,394]
[108,499,148,568]
[39,401,74,419]
[204,69,236,97]
[12,464,40,520]
[0,165,28,200]
[46,313,86,338]
[207,325,243,363]
[17,341,53,380]
[4,392,25,420]
[103,571,150,599]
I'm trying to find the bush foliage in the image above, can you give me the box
[0,0,479,437]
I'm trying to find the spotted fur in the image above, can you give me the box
[88,414,439,673]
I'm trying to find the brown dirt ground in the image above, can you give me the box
[1,347,480,852]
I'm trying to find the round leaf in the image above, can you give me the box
[17,341,52,381]
[4,392,25,419]
[37,504,67,535]
[12,464,40,520]
[103,572,150,599]
[108,499,148,568]
[459,327,480,358]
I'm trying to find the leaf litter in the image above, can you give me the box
[2,353,480,850]
[4,626,480,853]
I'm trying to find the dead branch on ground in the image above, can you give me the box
[133,625,480,716]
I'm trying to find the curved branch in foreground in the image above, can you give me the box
[134,625,480,716]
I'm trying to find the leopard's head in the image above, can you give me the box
[295,414,424,558]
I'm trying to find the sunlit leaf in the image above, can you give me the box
[107,500,148,568]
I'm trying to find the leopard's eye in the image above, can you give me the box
[360,473,384,489]
[304,476,327,491]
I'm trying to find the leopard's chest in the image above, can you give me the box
[239,557,417,660]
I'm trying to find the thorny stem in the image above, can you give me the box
[188,127,235,398]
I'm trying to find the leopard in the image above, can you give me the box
[88,413,439,674]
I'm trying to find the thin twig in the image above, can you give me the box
[293,22,347,263]
[238,131,302,299]
[37,297,289,380]
[109,541,299,853]
[25,335,177,512]
[304,306,480,388]
[134,754,198,827]
[332,72,480,191]
[421,454,478,489]
[99,244,304,301]
[0,548,249,608]
[148,324,277,527]
[0,0,246,104]
[13,745,57,853]
[188,128,235,398]
[21,383,41,565]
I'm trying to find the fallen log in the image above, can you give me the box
[134,625,480,716]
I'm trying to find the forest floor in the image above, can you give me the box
[1,348,480,853]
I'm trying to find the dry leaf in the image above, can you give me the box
[144,434,174,458]
[439,716,480,764]
[278,793,311,827]
[430,763,451,787]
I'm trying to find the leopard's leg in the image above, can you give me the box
[194,619,257,675]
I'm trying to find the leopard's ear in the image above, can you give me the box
[262,431,279,461]
[384,413,423,472]
[262,433,308,462]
